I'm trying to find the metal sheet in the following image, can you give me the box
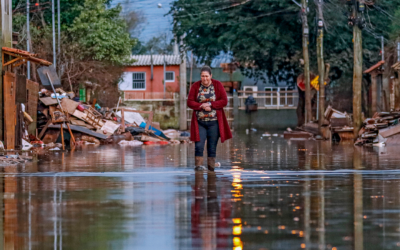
[37,65,61,90]
[48,124,109,139]
[39,97,58,106]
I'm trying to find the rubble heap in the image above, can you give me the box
[355,112,400,146]
[27,88,189,150]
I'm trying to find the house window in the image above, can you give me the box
[132,72,146,89]
[165,71,175,82]
[264,87,295,107]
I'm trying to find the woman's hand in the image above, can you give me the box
[200,103,211,109]
[204,107,211,112]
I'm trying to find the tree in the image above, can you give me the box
[132,33,174,55]
[12,0,138,107]
[68,0,136,64]
[170,0,400,111]
[12,0,113,28]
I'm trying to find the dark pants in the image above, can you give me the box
[195,120,220,157]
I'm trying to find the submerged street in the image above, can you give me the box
[1,131,400,250]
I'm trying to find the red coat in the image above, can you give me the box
[187,79,233,143]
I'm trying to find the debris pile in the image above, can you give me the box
[355,112,400,146]
[26,88,190,150]
[284,105,354,141]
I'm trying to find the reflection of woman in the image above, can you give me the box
[191,172,229,249]
[187,66,232,171]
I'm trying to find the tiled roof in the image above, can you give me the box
[131,55,182,66]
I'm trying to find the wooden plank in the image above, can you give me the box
[379,124,400,138]
[15,74,26,103]
[283,131,312,139]
[69,118,86,126]
[60,98,79,115]
[27,80,39,135]
[330,117,350,128]
[49,124,109,140]
[72,110,87,120]
[39,97,58,106]
[139,135,161,142]
[3,72,16,149]
[302,122,319,135]
[38,119,52,139]
[73,109,104,129]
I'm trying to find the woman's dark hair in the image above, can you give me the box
[200,66,212,75]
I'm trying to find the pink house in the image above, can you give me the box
[119,55,182,100]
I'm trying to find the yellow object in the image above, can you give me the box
[310,76,327,91]
[23,112,33,123]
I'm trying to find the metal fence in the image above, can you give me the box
[238,90,298,110]
[124,91,176,100]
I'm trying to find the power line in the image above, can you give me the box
[373,5,395,20]
[291,0,301,8]
[114,0,241,7]
[173,0,252,18]
[180,8,296,27]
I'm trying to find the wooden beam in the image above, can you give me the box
[12,59,27,68]
[2,56,20,67]
[38,119,52,139]
[115,108,154,133]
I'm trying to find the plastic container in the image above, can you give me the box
[77,105,85,111]
[140,122,162,136]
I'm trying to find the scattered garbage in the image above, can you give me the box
[284,105,353,141]
[33,87,191,148]
[118,140,143,146]
[355,112,400,146]
[22,139,33,151]
[0,82,192,166]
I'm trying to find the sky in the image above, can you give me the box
[113,0,174,43]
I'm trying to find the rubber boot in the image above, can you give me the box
[207,157,216,171]
[195,156,205,171]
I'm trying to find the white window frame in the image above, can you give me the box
[264,87,295,107]
[132,72,146,90]
[165,71,175,82]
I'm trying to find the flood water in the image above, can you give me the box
[2,131,400,249]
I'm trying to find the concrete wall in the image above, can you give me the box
[234,109,298,131]
[123,99,180,130]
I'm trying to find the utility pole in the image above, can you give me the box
[52,0,56,67]
[163,54,166,99]
[301,0,311,123]
[350,0,364,138]
[397,42,400,62]
[317,0,325,136]
[57,0,60,75]
[27,0,30,79]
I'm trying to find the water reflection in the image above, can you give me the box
[191,172,229,249]
[1,133,400,249]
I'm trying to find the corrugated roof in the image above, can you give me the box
[131,55,182,66]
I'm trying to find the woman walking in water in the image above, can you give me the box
[187,66,232,171]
